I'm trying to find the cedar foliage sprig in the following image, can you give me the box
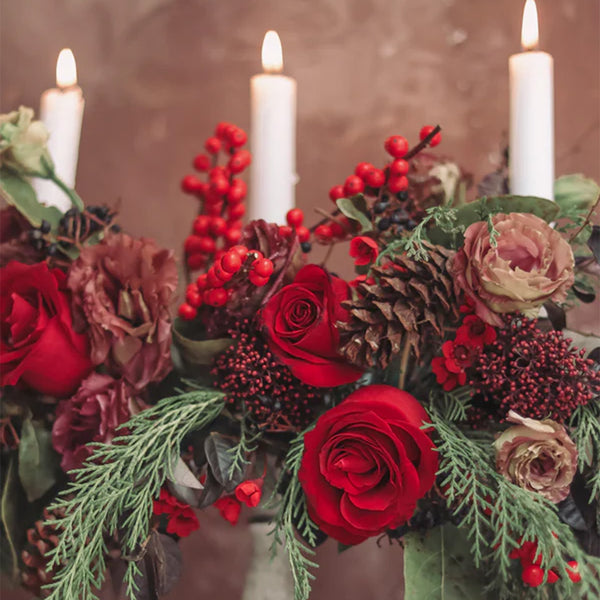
[268,429,319,600]
[569,400,600,501]
[43,390,225,600]
[226,412,262,479]
[428,392,600,600]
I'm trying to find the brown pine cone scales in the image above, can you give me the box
[339,243,460,370]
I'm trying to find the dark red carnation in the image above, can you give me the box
[259,264,363,387]
[431,338,479,392]
[153,488,200,537]
[0,261,93,397]
[298,385,438,545]
[349,236,379,266]
[432,356,465,391]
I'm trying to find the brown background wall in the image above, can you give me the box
[1,0,599,598]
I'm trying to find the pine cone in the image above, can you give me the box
[339,243,459,370]
[21,506,65,597]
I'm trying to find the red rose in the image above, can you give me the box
[0,261,93,397]
[260,264,363,387]
[298,385,438,545]
[349,236,379,266]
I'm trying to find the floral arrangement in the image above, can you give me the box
[1,106,599,600]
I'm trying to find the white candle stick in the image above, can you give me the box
[33,48,85,212]
[249,31,297,224]
[509,0,554,200]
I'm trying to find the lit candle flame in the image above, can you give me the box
[56,48,78,88]
[261,31,283,74]
[521,0,539,50]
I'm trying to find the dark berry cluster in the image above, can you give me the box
[470,316,600,423]
[211,326,324,431]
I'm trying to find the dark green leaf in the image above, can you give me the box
[587,225,600,263]
[0,168,63,231]
[573,284,596,304]
[172,318,233,368]
[403,525,490,600]
[18,417,60,503]
[543,301,566,331]
[1,454,26,579]
[204,432,243,492]
[336,195,373,232]
[197,469,224,508]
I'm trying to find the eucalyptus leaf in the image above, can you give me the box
[172,319,233,367]
[204,432,243,492]
[18,417,60,502]
[0,168,63,231]
[336,195,373,232]
[403,525,490,600]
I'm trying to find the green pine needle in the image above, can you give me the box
[42,389,225,600]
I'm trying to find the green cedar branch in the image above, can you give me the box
[42,389,225,600]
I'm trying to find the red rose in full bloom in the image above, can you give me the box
[0,261,93,397]
[349,236,379,266]
[298,384,438,545]
[260,264,363,387]
[153,488,200,537]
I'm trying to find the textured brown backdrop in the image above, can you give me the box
[1,0,599,598]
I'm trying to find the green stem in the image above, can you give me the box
[49,173,85,211]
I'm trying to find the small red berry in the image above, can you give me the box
[186,254,206,270]
[419,125,442,147]
[329,221,346,238]
[286,208,304,228]
[210,217,227,237]
[210,177,229,196]
[364,167,385,188]
[207,268,224,288]
[230,245,249,261]
[296,225,310,243]
[522,565,544,587]
[227,127,247,147]
[214,263,233,282]
[279,225,293,238]
[343,175,365,197]
[186,289,203,308]
[228,150,251,174]
[566,561,581,583]
[192,216,211,236]
[193,154,211,172]
[228,203,246,220]
[205,137,221,154]
[227,180,247,204]
[314,224,333,242]
[207,288,228,306]
[221,251,242,273]
[249,272,270,287]
[546,570,559,584]
[178,303,197,320]
[196,273,208,290]
[250,250,264,262]
[184,235,205,254]
[390,158,409,176]
[384,135,409,158]
[224,228,242,246]
[197,237,216,254]
[354,162,374,179]
[388,175,409,193]
[205,202,223,216]
[181,175,204,194]
[329,185,345,202]
[252,258,274,278]
[215,122,232,140]
[209,166,227,180]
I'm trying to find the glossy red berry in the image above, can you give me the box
[388,175,409,193]
[184,235,204,254]
[215,122,233,140]
[296,225,310,243]
[419,125,442,147]
[178,303,197,320]
[210,177,229,196]
[354,162,374,179]
[207,288,228,306]
[221,251,242,273]
[286,208,304,228]
[230,245,249,261]
[193,215,211,236]
[205,137,221,154]
[228,203,246,220]
[205,203,223,217]
[279,225,293,238]
[228,150,251,174]
[343,175,365,197]
[250,250,264,262]
[314,224,333,242]
[546,570,559,584]
[522,565,544,587]
[226,180,247,204]
[207,268,224,288]
[390,158,409,176]
[384,135,409,158]
[209,217,227,237]
[252,258,274,278]
[227,127,247,147]
[196,273,208,290]
[364,167,385,188]
[193,154,211,172]
[186,254,207,270]
[196,237,216,254]
[329,185,345,202]
[329,221,346,238]
[224,228,242,246]
[566,561,581,583]
[185,289,203,308]
[209,166,227,180]
[249,272,270,287]
[181,175,204,194]
[214,263,233,282]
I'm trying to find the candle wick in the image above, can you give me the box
[57,83,79,92]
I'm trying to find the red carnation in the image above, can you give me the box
[153,488,199,537]
[213,495,242,525]
[349,236,379,266]
[235,479,263,508]
[432,339,479,392]
[259,264,363,387]
[432,356,464,391]
[299,385,438,545]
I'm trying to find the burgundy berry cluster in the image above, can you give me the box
[180,122,251,272]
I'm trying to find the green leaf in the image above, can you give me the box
[403,525,490,600]
[204,432,244,492]
[336,195,373,232]
[172,318,233,368]
[18,417,60,503]
[554,174,600,213]
[1,454,26,579]
[0,167,63,231]
[428,195,560,246]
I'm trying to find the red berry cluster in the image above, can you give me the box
[178,245,274,320]
[181,122,251,272]
[509,538,581,587]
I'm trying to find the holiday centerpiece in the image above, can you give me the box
[1,107,599,600]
